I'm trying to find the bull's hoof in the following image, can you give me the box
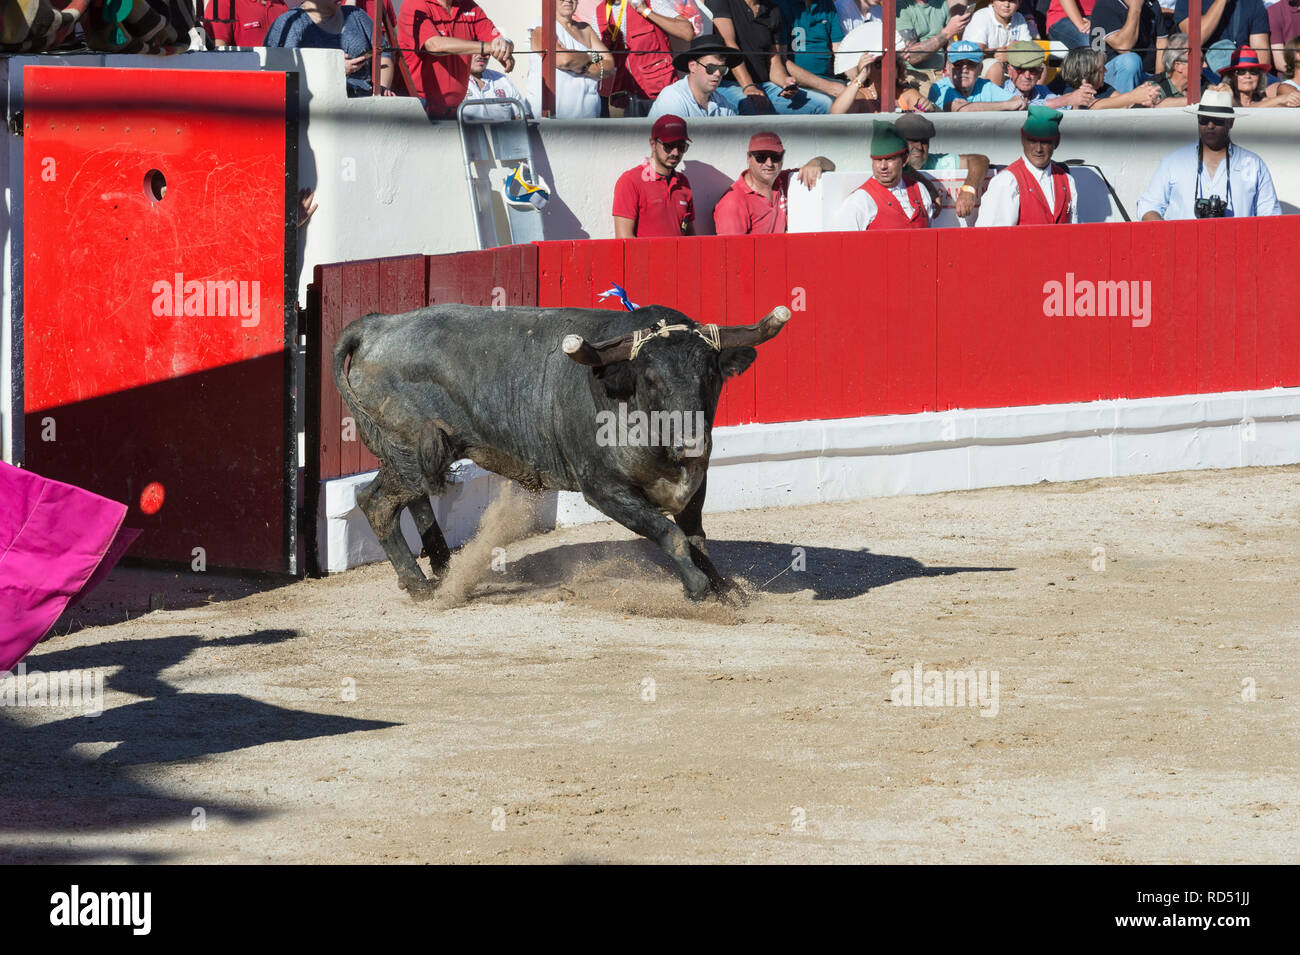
[399,578,437,601]
[713,578,750,606]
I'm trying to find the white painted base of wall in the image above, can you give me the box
[317,387,1300,574]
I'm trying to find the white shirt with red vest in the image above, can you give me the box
[834,177,934,231]
[976,157,1079,227]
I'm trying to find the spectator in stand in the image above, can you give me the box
[204,0,292,48]
[647,36,742,118]
[1217,43,1300,103]
[713,131,836,234]
[710,0,833,113]
[1152,32,1193,105]
[835,0,883,31]
[929,40,1028,109]
[527,0,614,118]
[265,0,393,97]
[1268,2,1300,71]
[899,0,974,81]
[1174,0,1270,67]
[462,51,531,119]
[1137,88,1281,218]
[773,0,849,102]
[613,115,696,237]
[1058,46,1162,105]
[894,113,990,217]
[598,1,695,117]
[834,121,936,230]
[1271,35,1300,94]
[399,0,514,119]
[831,51,934,110]
[1046,0,1097,48]
[1001,40,1096,106]
[1088,0,1168,92]
[964,0,1039,87]
[976,106,1080,225]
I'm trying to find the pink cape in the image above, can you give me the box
[1,462,139,671]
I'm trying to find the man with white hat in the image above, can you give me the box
[1137,89,1281,220]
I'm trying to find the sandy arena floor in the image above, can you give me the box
[2,466,1297,864]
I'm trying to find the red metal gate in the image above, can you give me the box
[20,66,298,573]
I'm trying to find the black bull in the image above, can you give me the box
[331,303,792,600]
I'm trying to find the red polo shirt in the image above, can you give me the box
[204,0,292,47]
[596,2,677,100]
[399,0,501,117]
[713,170,791,235]
[613,161,694,237]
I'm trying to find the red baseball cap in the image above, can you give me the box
[748,131,784,154]
[651,115,689,142]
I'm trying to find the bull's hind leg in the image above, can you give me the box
[408,420,455,574]
[356,466,434,599]
[407,494,452,573]
[584,487,710,600]
[674,474,736,597]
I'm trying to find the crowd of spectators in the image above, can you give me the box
[608,95,1278,237]
[191,0,1300,115]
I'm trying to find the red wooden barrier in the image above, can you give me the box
[312,217,1300,483]
[533,219,1300,428]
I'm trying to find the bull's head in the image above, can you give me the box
[562,306,792,462]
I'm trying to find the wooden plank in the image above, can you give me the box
[718,236,756,425]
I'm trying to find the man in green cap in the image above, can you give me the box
[834,121,934,231]
[999,41,1096,110]
[976,105,1079,227]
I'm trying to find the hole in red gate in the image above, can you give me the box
[144,169,167,202]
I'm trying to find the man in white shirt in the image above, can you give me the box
[1137,89,1281,220]
[461,52,530,120]
[835,121,935,230]
[976,105,1080,226]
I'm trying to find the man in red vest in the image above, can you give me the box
[598,1,696,117]
[833,121,934,231]
[976,106,1079,227]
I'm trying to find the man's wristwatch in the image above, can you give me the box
[960,185,977,195]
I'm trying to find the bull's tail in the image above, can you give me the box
[332,317,386,454]
[331,316,424,489]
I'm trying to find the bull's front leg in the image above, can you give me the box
[673,473,736,598]
[583,487,711,600]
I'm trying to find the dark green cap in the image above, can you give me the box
[1022,105,1063,139]
[870,120,908,159]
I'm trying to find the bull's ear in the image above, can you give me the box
[719,346,757,380]
[594,360,637,399]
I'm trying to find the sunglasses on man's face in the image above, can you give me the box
[1198,116,1229,126]
[697,62,730,76]
[657,139,691,153]
[750,151,784,165]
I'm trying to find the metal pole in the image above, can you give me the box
[1188,1,1201,104]
[882,0,896,113]
[543,0,557,117]
[371,0,382,95]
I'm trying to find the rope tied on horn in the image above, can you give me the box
[628,320,722,360]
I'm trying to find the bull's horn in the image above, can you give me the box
[562,332,635,367]
[716,306,793,349]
